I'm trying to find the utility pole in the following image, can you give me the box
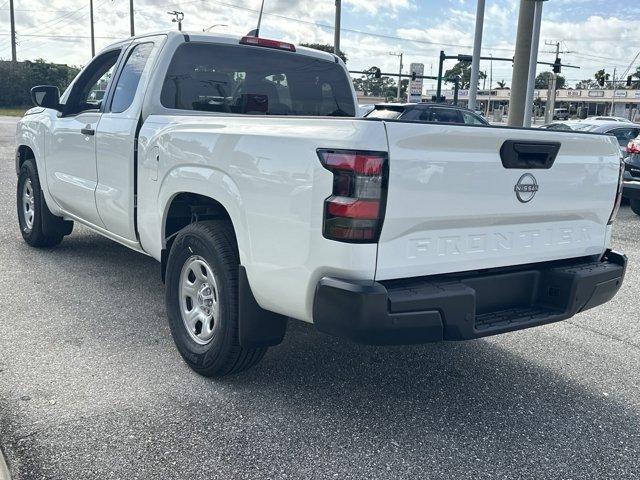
[334,0,341,56]
[167,11,184,31]
[508,0,536,126]
[468,0,486,111]
[523,0,544,128]
[389,52,403,101]
[486,54,493,116]
[611,67,617,115]
[129,0,135,36]
[9,0,16,61]
[90,0,95,57]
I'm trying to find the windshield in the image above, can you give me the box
[161,43,356,117]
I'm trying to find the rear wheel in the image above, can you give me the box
[630,199,640,216]
[17,159,73,247]
[165,220,267,377]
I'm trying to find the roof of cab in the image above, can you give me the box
[100,30,340,64]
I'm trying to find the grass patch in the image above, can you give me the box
[0,107,29,117]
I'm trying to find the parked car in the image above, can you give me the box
[574,122,640,158]
[15,31,626,377]
[552,108,570,120]
[538,121,580,131]
[587,116,632,123]
[623,135,640,215]
[540,121,640,158]
[366,102,489,125]
[357,104,375,117]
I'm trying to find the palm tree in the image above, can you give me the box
[594,69,610,88]
[496,80,507,89]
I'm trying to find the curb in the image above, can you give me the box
[0,448,10,480]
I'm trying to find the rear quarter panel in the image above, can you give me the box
[137,116,387,322]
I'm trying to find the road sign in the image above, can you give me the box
[408,63,424,103]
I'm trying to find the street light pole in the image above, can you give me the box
[334,0,341,56]
[523,0,544,127]
[468,0,486,111]
[389,52,403,101]
[90,0,95,57]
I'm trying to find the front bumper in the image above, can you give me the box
[312,250,627,345]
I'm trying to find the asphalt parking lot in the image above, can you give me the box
[1,115,640,480]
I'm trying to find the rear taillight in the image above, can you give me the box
[627,140,640,155]
[318,149,388,243]
[240,36,296,52]
[608,156,625,225]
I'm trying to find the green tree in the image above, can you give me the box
[299,43,347,63]
[576,78,598,89]
[496,80,508,89]
[0,59,79,107]
[443,61,486,89]
[630,66,640,89]
[534,71,566,89]
[352,66,400,100]
[594,69,610,88]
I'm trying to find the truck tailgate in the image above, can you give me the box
[376,122,621,281]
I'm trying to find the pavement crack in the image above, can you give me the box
[565,320,640,351]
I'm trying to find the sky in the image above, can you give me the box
[1,0,639,89]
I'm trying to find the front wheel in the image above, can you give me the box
[630,199,640,216]
[17,159,73,247]
[165,220,267,377]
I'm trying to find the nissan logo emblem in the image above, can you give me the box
[514,173,539,203]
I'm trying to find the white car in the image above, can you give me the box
[587,116,633,123]
[15,31,627,377]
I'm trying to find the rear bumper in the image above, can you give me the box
[312,250,626,345]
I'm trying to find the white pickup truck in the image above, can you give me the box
[16,31,627,377]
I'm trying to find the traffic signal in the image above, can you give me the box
[372,67,381,79]
[457,54,473,63]
[628,76,633,87]
[553,57,562,74]
[411,71,417,81]
[598,75,605,87]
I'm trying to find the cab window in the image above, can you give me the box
[64,49,121,115]
[160,42,355,116]
[110,43,154,113]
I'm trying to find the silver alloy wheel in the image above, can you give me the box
[179,255,220,345]
[22,178,35,230]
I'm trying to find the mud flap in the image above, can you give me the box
[238,266,287,348]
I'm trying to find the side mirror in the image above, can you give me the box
[30,85,60,109]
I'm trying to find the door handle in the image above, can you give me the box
[81,127,95,136]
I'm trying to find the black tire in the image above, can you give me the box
[17,159,73,248]
[630,199,640,216]
[165,220,266,377]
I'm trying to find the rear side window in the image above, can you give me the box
[611,128,640,147]
[161,43,356,117]
[111,43,154,113]
[418,107,461,124]
[461,111,487,125]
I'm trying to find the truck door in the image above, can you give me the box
[94,37,163,241]
[46,48,123,227]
